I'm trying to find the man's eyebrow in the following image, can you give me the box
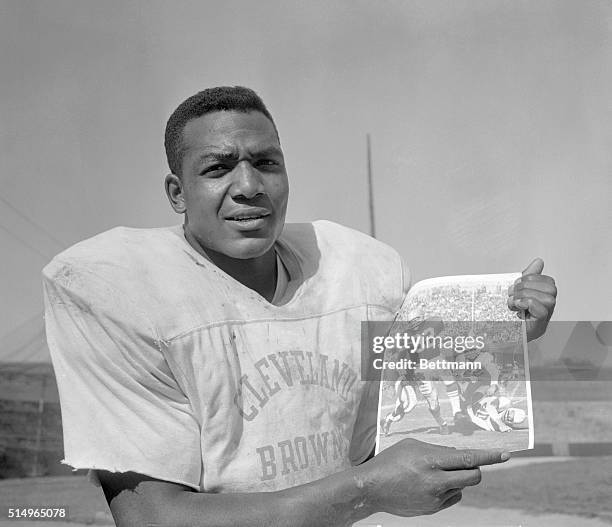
[194,146,284,164]
[194,149,239,163]
[251,146,284,158]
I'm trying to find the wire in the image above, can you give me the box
[1,328,46,363]
[0,312,43,341]
[0,194,66,249]
[0,223,51,260]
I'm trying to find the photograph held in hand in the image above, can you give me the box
[374,273,535,455]
[42,87,556,526]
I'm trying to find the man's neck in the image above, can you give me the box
[183,229,278,302]
[208,249,278,302]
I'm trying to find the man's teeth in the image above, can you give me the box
[230,215,264,221]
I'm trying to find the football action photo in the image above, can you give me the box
[372,274,533,455]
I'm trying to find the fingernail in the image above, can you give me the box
[500,452,511,461]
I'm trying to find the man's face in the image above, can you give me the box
[175,111,289,260]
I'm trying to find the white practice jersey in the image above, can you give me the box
[43,221,409,492]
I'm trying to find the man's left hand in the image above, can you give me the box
[508,258,557,341]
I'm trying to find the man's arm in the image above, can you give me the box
[98,439,509,527]
[98,467,367,527]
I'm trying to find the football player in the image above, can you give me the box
[467,394,528,432]
[381,372,418,436]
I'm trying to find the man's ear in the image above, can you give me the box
[165,173,186,214]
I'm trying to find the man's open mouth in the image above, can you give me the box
[225,209,271,222]
[226,214,270,222]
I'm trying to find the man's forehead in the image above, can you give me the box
[181,111,279,153]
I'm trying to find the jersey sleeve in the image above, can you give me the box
[42,260,202,490]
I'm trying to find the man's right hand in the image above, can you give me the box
[356,438,510,517]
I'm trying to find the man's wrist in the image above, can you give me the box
[527,320,548,342]
[349,463,376,520]
[271,464,375,527]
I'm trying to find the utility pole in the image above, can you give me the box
[366,134,376,238]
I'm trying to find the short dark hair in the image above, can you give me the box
[164,86,278,175]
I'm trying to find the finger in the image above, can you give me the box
[442,468,482,489]
[442,487,464,500]
[509,280,556,314]
[522,258,544,276]
[514,274,556,287]
[513,289,557,309]
[514,279,557,296]
[508,295,520,312]
[508,293,552,313]
[513,298,550,320]
[439,449,510,470]
[438,490,463,511]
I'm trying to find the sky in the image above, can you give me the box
[1,0,611,350]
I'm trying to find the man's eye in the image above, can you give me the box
[256,159,278,168]
[202,164,228,175]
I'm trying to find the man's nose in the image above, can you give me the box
[230,161,264,200]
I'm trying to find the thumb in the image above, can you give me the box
[522,257,544,276]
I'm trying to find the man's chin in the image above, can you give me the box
[185,224,279,261]
[214,238,276,261]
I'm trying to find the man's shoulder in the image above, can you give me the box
[280,221,407,301]
[282,220,400,258]
[42,225,180,284]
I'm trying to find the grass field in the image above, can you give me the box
[466,457,612,524]
[534,401,612,442]
[531,381,612,443]
[378,399,531,452]
[0,475,113,525]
